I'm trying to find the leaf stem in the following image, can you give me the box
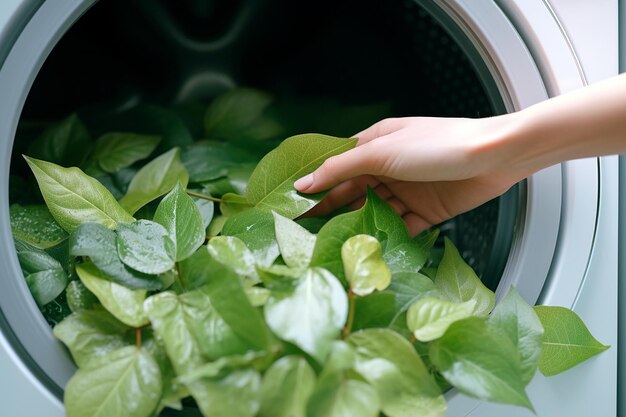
[185,190,223,203]
[343,290,357,338]
[135,327,142,350]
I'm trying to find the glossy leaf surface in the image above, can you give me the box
[407,297,476,342]
[116,220,176,275]
[89,132,160,174]
[273,211,316,269]
[10,204,67,249]
[342,234,391,296]
[259,356,316,417]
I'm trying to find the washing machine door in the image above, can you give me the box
[0,0,617,416]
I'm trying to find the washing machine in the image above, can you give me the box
[0,1,620,416]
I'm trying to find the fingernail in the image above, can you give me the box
[294,173,314,191]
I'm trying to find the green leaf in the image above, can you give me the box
[24,156,134,233]
[489,288,543,384]
[65,280,99,313]
[201,163,255,196]
[10,204,67,249]
[259,356,316,417]
[14,239,68,306]
[307,377,380,417]
[76,263,148,327]
[352,291,397,330]
[264,267,347,361]
[176,248,212,291]
[533,306,608,376]
[27,114,91,167]
[177,351,268,384]
[153,183,205,262]
[116,220,176,275]
[65,346,162,417]
[53,310,131,367]
[143,337,188,413]
[434,238,495,316]
[119,148,189,214]
[143,290,249,374]
[429,317,532,409]
[220,192,253,217]
[221,208,279,267]
[208,236,259,283]
[193,196,215,230]
[407,297,476,342]
[348,329,446,417]
[245,286,271,307]
[204,88,274,139]
[273,211,317,269]
[181,141,257,183]
[69,223,162,290]
[188,369,262,417]
[89,132,160,174]
[342,234,391,296]
[387,272,440,325]
[246,134,357,218]
[413,228,440,253]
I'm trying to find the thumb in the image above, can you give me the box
[294,143,380,193]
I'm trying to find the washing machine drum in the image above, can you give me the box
[1,0,530,411]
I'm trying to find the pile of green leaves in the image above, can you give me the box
[10,89,608,417]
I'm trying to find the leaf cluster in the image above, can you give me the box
[10,89,608,417]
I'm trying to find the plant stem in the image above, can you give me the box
[136,327,142,350]
[343,290,357,338]
[185,190,223,203]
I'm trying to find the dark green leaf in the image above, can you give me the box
[348,329,446,417]
[65,280,99,313]
[153,183,205,262]
[143,336,188,413]
[14,238,63,275]
[53,309,131,367]
[220,193,253,217]
[246,134,357,218]
[116,220,176,275]
[342,234,391,296]
[89,132,160,174]
[264,268,347,361]
[27,114,91,167]
[533,306,608,376]
[221,208,279,267]
[200,163,256,197]
[176,247,212,291]
[434,238,495,316]
[489,288,543,384]
[429,317,532,409]
[259,356,316,417]
[10,204,67,249]
[76,263,148,327]
[64,346,162,417]
[352,291,397,330]
[119,148,189,214]
[69,222,162,290]
[387,272,440,326]
[181,141,257,183]
[273,211,316,269]
[24,156,134,232]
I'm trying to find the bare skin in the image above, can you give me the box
[295,73,626,235]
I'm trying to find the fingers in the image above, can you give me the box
[306,176,379,217]
[354,118,408,144]
[294,141,383,193]
[403,213,433,237]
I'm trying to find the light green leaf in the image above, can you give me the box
[143,337,188,413]
[245,286,271,307]
[65,280,99,312]
[273,211,317,269]
[192,195,215,230]
[220,193,253,217]
[342,234,391,296]
[178,351,268,384]
[259,356,316,417]
[154,183,205,262]
[65,346,161,417]
[116,220,176,275]
[181,141,257,183]
[10,204,67,249]
[188,369,262,417]
[348,329,446,417]
[89,132,160,174]
[264,267,348,361]
[221,208,279,267]
[533,306,608,376]
[246,134,357,218]
[429,317,532,409]
[387,272,440,326]
[489,288,543,384]
[76,263,148,327]
[70,222,162,290]
[119,147,189,214]
[434,238,495,316]
[27,114,91,167]
[53,310,131,367]
[307,377,380,417]
[407,297,476,342]
[24,156,134,233]
[144,290,249,375]
[208,236,259,283]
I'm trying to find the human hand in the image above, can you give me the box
[294,115,527,236]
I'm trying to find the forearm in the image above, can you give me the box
[488,73,626,178]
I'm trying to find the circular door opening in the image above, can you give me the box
[3,0,520,410]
